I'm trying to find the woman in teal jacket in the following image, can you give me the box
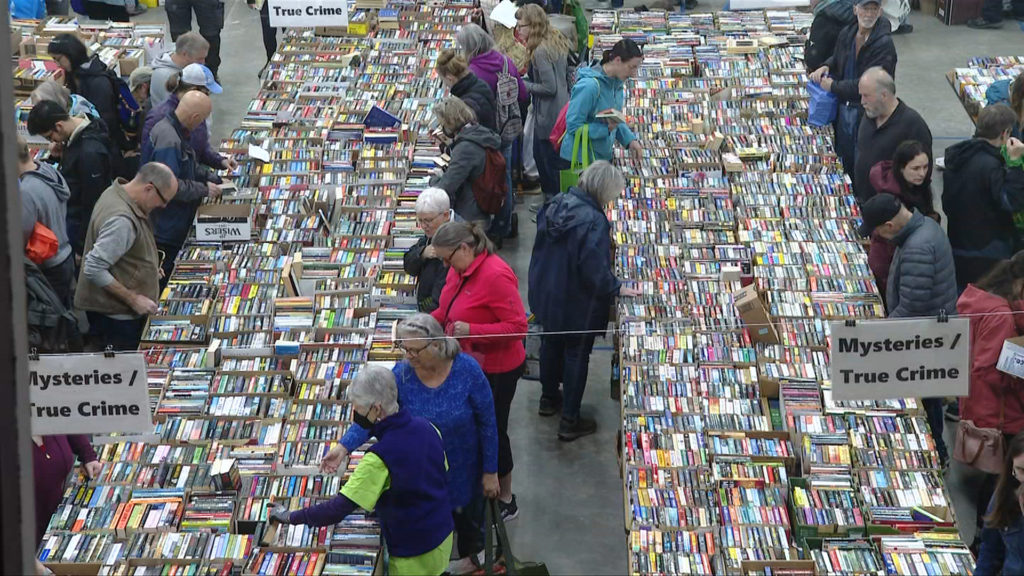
[559,39,644,164]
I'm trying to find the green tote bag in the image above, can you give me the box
[559,124,592,193]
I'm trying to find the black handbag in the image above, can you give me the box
[484,500,549,576]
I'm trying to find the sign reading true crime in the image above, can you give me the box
[29,353,152,435]
[268,0,348,27]
[829,318,970,401]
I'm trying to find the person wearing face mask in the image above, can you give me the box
[561,39,644,165]
[320,315,498,575]
[404,188,464,313]
[943,104,1024,291]
[868,140,939,302]
[808,0,896,182]
[141,91,223,283]
[858,193,957,467]
[958,254,1024,553]
[435,49,496,132]
[854,67,931,203]
[270,366,455,576]
[430,221,527,522]
[976,433,1024,574]
[429,97,501,226]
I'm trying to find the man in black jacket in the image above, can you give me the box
[854,67,932,201]
[943,104,1024,290]
[809,0,897,182]
[27,100,118,259]
[404,188,462,313]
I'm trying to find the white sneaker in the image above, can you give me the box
[447,557,478,575]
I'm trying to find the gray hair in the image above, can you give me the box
[863,66,896,96]
[30,79,71,110]
[415,187,451,215]
[432,221,493,255]
[396,313,461,360]
[175,32,210,58]
[433,96,477,134]
[349,365,400,416]
[456,24,495,60]
[577,161,626,206]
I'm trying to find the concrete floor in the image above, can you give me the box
[99,2,1023,572]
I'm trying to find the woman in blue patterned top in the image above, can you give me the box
[321,313,499,574]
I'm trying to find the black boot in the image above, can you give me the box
[558,416,597,441]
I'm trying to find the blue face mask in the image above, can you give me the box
[353,408,375,430]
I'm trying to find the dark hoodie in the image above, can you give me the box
[822,18,896,105]
[428,123,501,223]
[942,138,1024,288]
[528,187,621,333]
[805,0,857,72]
[451,73,497,132]
[19,161,72,269]
[60,117,118,256]
[75,56,126,150]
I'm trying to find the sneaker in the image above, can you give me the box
[558,416,597,441]
[967,17,1003,28]
[449,557,479,575]
[499,495,519,522]
[945,403,960,422]
[893,23,913,34]
[538,395,563,417]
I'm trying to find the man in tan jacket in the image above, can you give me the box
[75,162,178,350]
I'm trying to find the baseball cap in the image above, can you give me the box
[181,63,222,94]
[855,0,881,5]
[857,193,902,237]
[129,66,153,92]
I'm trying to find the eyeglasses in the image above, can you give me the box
[397,341,431,356]
[416,213,443,226]
[150,182,169,206]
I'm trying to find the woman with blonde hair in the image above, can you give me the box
[517,4,571,199]
[435,49,496,132]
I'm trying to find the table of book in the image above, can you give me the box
[31,6,977,576]
[947,56,1024,123]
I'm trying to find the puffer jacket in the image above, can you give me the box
[451,73,496,132]
[429,124,501,224]
[528,187,620,332]
[868,161,937,299]
[886,210,958,318]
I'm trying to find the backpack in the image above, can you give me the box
[25,258,82,354]
[495,57,523,145]
[103,68,142,137]
[471,144,508,214]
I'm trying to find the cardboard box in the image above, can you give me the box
[997,336,1024,378]
[734,284,779,344]
[937,0,983,25]
[194,204,251,242]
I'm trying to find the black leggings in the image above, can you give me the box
[486,363,524,477]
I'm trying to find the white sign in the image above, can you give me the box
[268,0,348,27]
[29,353,153,435]
[195,205,252,242]
[830,318,970,401]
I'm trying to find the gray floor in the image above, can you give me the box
[114,3,1022,572]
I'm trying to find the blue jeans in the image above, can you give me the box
[922,398,948,465]
[488,141,516,238]
[983,0,1024,21]
[534,137,569,200]
[86,312,147,351]
[540,333,596,422]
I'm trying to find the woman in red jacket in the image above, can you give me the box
[431,221,527,522]
[958,250,1024,549]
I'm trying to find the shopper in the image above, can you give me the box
[808,0,896,181]
[405,188,462,313]
[854,67,931,202]
[429,97,500,226]
[560,39,644,164]
[248,0,278,70]
[271,366,454,576]
[805,0,856,72]
[27,100,119,259]
[75,163,178,350]
[321,315,499,575]
[150,32,210,108]
[430,221,527,521]
[10,0,45,18]
[975,433,1024,574]
[517,4,571,200]
[529,161,639,440]
[33,435,101,543]
[868,140,939,301]
[30,79,100,122]
[81,0,129,22]
[858,193,957,465]
[436,49,497,132]
[967,0,1024,28]
[943,104,1024,290]
[143,66,233,172]
[957,252,1024,549]
[129,67,154,147]
[142,91,223,282]
[47,34,127,150]
[17,136,74,309]
[165,0,224,78]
